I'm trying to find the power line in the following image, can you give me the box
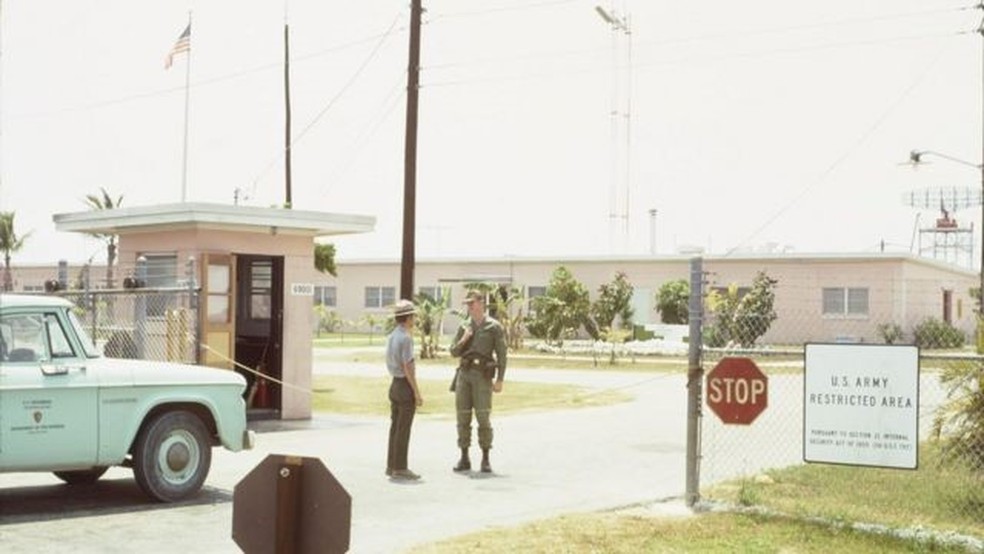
[422,29,965,89]
[426,0,578,21]
[723,44,953,257]
[10,26,411,121]
[247,10,406,199]
[320,73,406,198]
[423,4,970,73]
[636,4,973,49]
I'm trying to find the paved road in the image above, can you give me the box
[0,361,690,553]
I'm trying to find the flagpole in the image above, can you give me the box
[180,12,192,203]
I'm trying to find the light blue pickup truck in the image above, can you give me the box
[0,294,254,502]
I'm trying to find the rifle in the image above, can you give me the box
[449,367,459,392]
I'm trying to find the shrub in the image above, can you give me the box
[876,322,904,345]
[912,318,965,349]
[105,331,137,358]
[655,279,689,324]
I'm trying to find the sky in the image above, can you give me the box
[1,0,983,267]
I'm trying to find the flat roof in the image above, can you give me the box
[336,252,979,277]
[53,202,375,237]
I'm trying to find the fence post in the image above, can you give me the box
[187,256,201,364]
[57,259,68,290]
[134,256,147,359]
[84,263,97,339]
[685,256,704,507]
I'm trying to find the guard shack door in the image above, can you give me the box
[236,255,284,417]
[201,253,236,370]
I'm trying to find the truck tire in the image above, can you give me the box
[53,466,109,485]
[132,410,212,502]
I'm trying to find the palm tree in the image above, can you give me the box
[414,287,450,359]
[84,188,123,288]
[314,243,337,276]
[361,312,385,345]
[0,211,30,292]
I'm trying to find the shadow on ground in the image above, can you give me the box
[0,479,232,525]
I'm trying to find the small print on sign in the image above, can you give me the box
[291,283,314,296]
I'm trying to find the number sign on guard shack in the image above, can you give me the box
[804,343,919,470]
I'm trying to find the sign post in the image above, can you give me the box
[706,357,768,425]
[232,454,351,553]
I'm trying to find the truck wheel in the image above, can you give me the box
[132,410,212,502]
[53,467,109,485]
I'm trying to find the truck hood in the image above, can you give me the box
[96,356,248,390]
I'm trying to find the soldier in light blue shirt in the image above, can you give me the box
[386,299,423,481]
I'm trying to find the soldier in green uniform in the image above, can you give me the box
[449,290,507,473]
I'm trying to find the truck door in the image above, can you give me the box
[0,311,98,470]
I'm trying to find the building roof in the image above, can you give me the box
[53,202,375,237]
[336,252,979,277]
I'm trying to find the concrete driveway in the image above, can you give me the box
[0,361,689,553]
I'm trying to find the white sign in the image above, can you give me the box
[804,343,919,469]
[290,283,314,296]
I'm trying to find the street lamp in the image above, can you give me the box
[594,4,632,254]
[908,149,984,319]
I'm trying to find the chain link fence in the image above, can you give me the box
[51,289,200,364]
[693,258,984,542]
[45,257,201,364]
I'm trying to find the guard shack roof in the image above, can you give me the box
[53,202,375,237]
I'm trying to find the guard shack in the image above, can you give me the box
[54,203,375,420]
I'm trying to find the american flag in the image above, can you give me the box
[164,23,191,69]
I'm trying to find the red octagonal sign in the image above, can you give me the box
[706,357,768,425]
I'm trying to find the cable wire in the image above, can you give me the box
[10,25,410,121]
[319,72,407,198]
[246,9,406,199]
[423,29,965,89]
[723,44,953,257]
[426,0,578,21]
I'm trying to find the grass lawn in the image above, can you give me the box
[313,347,690,373]
[309,340,979,551]
[311,343,820,374]
[410,510,966,553]
[310,374,632,417]
[705,443,984,540]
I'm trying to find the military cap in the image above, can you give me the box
[462,291,485,304]
[392,299,416,317]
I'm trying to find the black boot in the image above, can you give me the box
[453,448,471,472]
[481,449,492,473]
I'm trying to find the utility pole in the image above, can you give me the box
[400,0,422,301]
[284,20,293,208]
[978,5,984,321]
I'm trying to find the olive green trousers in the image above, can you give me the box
[455,368,493,450]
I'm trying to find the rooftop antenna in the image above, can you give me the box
[902,186,980,267]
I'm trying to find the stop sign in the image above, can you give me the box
[706,357,768,425]
[232,454,351,553]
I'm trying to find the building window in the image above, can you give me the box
[248,259,272,320]
[822,287,868,316]
[417,286,446,303]
[527,286,547,299]
[527,285,547,313]
[314,285,337,307]
[142,253,178,317]
[710,286,752,299]
[365,286,395,309]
